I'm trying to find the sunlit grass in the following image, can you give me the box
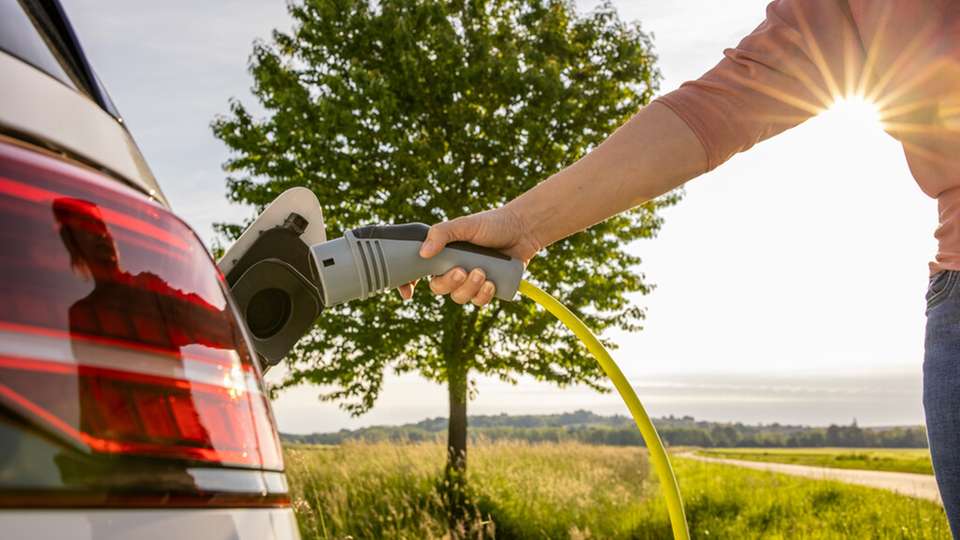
[697,447,933,475]
[671,458,947,539]
[285,442,949,539]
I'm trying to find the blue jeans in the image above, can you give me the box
[925,270,960,537]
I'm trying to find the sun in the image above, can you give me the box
[822,95,884,132]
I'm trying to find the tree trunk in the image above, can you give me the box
[447,366,468,472]
[444,359,469,530]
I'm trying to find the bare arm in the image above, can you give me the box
[402,103,706,305]
[410,0,861,306]
[506,102,706,251]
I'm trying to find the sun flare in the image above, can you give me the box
[823,95,884,132]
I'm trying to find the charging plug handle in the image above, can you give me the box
[311,223,524,307]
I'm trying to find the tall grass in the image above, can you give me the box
[286,442,451,538]
[285,442,950,539]
[697,447,934,475]
[666,459,948,539]
[467,442,657,538]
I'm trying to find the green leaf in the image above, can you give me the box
[212,0,676,416]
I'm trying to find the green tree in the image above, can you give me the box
[213,0,673,479]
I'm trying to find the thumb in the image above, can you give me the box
[419,217,474,258]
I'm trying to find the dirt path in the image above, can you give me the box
[681,452,942,503]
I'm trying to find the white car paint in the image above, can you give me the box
[0,51,167,206]
[0,508,300,540]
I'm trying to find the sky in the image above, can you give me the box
[60,1,937,431]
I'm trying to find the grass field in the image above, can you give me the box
[696,447,934,475]
[285,442,949,539]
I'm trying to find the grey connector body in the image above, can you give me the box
[312,223,524,307]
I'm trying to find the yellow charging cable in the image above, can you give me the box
[517,280,689,540]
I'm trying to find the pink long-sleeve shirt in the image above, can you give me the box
[656,0,960,274]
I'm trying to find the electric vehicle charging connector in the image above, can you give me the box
[309,223,690,540]
[219,188,689,539]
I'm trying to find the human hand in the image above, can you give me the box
[397,206,540,306]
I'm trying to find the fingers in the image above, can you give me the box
[428,268,467,295]
[420,216,478,259]
[428,268,496,306]
[397,280,417,300]
[471,281,496,307]
[450,269,487,305]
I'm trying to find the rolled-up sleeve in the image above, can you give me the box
[656,0,864,171]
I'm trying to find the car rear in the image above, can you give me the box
[0,1,297,538]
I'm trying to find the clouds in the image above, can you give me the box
[58,1,936,432]
[60,0,292,243]
[270,369,923,433]
[576,0,770,87]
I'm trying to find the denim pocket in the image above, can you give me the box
[926,271,957,313]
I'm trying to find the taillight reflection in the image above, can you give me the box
[0,141,282,471]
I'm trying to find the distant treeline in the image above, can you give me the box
[281,410,928,448]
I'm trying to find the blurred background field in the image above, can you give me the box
[285,442,949,539]
[696,447,934,475]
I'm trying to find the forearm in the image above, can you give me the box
[506,102,706,249]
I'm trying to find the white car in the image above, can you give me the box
[0,1,299,538]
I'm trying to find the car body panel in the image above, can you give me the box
[0,508,299,540]
[0,6,299,538]
[0,51,168,206]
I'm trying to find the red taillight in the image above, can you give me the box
[0,141,283,471]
